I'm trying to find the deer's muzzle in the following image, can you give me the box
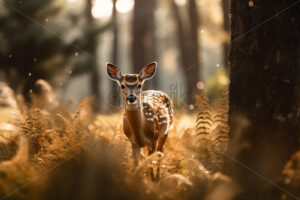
[127,94,137,103]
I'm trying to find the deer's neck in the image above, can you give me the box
[125,103,146,147]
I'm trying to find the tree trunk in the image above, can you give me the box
[110,0,120,107]
[132,0,156,89]
[86,0,101,111]
[150,0,159,89]
[171,0,201,106]
[224,0,300,199]
[222,0,230,69]
[186,0,201,105]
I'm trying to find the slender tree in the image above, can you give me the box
[132,0,156,88]
[86,0,101,111]
[223,0,300,199]
[171,0,201,105]
[187,0,201,104]
[150,0,158,89]
[109,0,121,107]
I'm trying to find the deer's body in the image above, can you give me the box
[107,62,173,166]
[123,90,173,164]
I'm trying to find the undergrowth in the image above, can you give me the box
[0,82,234,200]
[194,90,229,172]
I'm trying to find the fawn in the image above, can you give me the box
[107,62,173,167]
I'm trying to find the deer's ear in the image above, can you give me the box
[107,63,122,82]
[139,62,157,81]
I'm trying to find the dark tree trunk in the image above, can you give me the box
[150,0,159,89]
[222,0,230,69]
[186,0,201,105]
[110,0,120,107]
[171,0,201,105]
[224,0,300,199]
[132,0,156,88]
[86,0,101,111]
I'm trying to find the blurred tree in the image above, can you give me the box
[0,0,111,107]
[171,0,201,105]
[224,0,300,199]
[222,0,230,69]
[85,0,101,111]
[132,0,157,88]
[110,0,120,107]
[0,0,74,99]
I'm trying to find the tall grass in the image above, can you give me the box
[0,83,237,200]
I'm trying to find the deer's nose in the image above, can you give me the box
[127,95,137,103]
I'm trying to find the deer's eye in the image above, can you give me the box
[121,84,125,89]
[137,84,142,89]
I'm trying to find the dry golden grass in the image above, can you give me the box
[0,85,237,200]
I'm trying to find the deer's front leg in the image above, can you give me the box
[131,144,141,166]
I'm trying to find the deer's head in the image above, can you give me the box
[107,62,157,110]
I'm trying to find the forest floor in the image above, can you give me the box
[0,86,236,200]
[1,84,298,199]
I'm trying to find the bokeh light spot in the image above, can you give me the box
[197,81,205,90]
[92,0,113,19]
[116,0,134,13]
[219,75,229,85]
[248,1,254,7]
[175,0,186,6]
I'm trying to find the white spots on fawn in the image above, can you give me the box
[147,118,154,121]
[142,90,173,134]
[159,115,167,119]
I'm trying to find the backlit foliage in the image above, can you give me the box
[194,89,229,171]
[0,84,237,200]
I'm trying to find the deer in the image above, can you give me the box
[106,62,173,177]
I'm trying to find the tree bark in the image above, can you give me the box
[171,0,201,105]
[110,0,120,107]
[224,0,300,199]
[132,0,156,89]
[86,0,101,111]
[222,0,230,69]
[187,0,201,104]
